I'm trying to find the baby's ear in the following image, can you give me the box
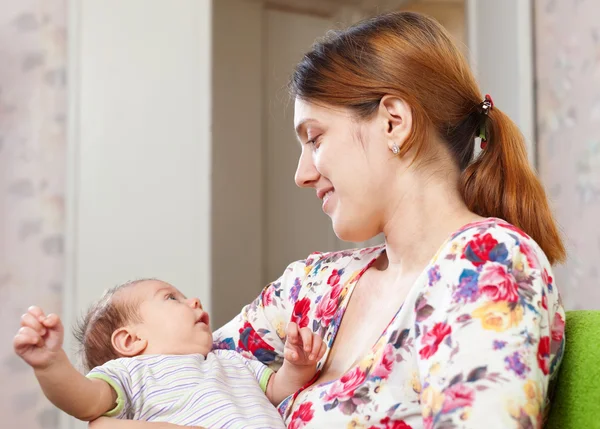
[111,326,147,357]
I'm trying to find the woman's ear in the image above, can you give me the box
[379,95,412,152]
[111,326,147,357]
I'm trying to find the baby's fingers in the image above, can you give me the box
[299,327,313,354]
[13,327,42,351]
[317,339,327,360]
[309,334,324,361]
[286,322,300,345]
[20,312,46,336]
[27,305,47,322]
[41,313,62,331]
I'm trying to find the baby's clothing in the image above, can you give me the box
[87,349,285,429]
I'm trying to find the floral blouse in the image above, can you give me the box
[214,218,565,429]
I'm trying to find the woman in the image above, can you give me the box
[93,11,565,429]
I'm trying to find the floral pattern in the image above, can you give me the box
[535,0,600,310]
[215,219,565,428]
[0,1,67,428]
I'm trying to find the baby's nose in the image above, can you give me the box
[188,298,202,309]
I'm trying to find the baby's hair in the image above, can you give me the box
[73,278,154,371]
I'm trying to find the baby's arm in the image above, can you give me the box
[13,306,116,421]
[265,322,327,405]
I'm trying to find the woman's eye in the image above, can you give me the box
[307,136,322,148]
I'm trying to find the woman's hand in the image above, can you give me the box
[89,418,207,429]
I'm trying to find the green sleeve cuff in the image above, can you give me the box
[259,367,275,393]
[86,373,126,417]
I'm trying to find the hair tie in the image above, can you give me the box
[478,94,494,149]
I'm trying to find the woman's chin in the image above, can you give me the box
[331,216,376,243]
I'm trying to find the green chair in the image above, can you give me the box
[546,310,600,429]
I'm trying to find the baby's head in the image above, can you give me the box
[74,279,212,370]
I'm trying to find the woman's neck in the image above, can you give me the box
[381,174,483,275]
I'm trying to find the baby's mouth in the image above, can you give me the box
[196,312,210,327]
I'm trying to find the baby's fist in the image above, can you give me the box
[13,306,64,370]
[284,322,327,367]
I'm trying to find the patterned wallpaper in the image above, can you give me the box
[535,0,600,310]
[0,1,67,428]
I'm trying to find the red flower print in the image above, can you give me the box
[479,263,519,302]
[292,297,311,328]
[324,366,367,402]
[423,416,433,429]
[542,268,553,288]
[419,323,452,360]
[288,402,314,429]
[368,417,413,429]
[371,343,395,380]
[327,269,342,286]
[314,284,342,327]
[238,322,276,361]
[541,293,548,310]
[462,233,499,267]
[537,336,551,375]
[441,383,475,413]
[551,313,565,342]
[519,241,539,268]
[263,285,275,306]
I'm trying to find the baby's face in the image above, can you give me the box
[124,280,213,356]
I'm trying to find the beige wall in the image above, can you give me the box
[264,9,341,283]
[402,0,466,52]
[211,0,265,328]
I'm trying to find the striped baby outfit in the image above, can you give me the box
[87,349,285,428]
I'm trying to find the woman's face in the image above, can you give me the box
[294,98,401,243]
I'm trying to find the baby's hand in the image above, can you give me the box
[283,322,327,367]
[13,306,64,370]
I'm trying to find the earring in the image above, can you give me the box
[391,144,400,155]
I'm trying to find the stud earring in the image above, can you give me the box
[391,144,400,155]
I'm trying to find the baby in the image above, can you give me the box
[13,278,326,428]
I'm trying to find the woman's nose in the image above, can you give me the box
[294,149,320,188]
[187,298,202,309]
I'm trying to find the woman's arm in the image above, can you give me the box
[213,257,312,369]
[89,418,207,429]
[416,225,565,429]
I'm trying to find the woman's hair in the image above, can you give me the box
[73,279,149,370]
[289,12,565,264]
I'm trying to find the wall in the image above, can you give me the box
[402,0,466,53]
[535,0,600,309]
[264,9,340,283]
[211,0,265,328]
[67,0,213,427]
[0,1,67,427]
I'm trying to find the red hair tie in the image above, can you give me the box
[479,94,494,149]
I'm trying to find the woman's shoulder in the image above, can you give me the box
[302,245,385,274]
[274,245,384,299]
[437,217,551,269]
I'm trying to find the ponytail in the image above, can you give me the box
[460,109,566,265]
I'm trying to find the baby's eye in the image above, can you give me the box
[166,293,178,301]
